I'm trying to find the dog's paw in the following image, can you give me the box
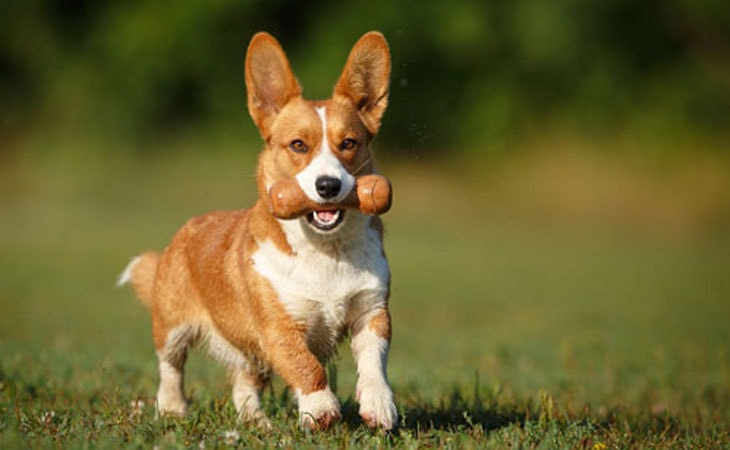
[357,381,397,430]
[156,386,188,417]
[242,410,273,430]
[156,397,188,417]
[234,391,271,429]
[298,387,341,431]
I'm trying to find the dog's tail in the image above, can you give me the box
[117,251,159,309]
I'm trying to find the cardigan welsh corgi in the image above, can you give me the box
[118,31,396,431]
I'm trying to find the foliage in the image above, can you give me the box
[1,0,729,156]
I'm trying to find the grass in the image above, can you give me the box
[1,146,729,448]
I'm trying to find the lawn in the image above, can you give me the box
[1,148,729,448]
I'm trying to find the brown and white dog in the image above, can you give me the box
[118,32,396,431]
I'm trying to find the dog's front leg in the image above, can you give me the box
[261,321,341,430]
[351,307,397,430]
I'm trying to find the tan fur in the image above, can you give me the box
[128,251,159,308]
[366,309,392,342]
[121,31,395,430]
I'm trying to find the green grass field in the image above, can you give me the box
[1,149,729,448]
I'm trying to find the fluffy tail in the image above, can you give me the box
[117,251,159,309]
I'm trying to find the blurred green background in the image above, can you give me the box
[1,2,730,445]
[2,0,729,158]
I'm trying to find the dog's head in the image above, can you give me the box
[245,32,390,233]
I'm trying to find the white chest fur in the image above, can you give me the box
[251,215,390,359]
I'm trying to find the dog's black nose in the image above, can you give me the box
[315,176,342,199]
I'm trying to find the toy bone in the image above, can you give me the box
[269,174,392,220]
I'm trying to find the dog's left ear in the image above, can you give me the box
[334,32,391,135]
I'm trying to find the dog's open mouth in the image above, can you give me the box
[306,209,345,232]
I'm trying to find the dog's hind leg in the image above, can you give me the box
[155,324,197,416]
[229,366,271,427]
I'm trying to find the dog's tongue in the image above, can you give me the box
[315,210,338,224]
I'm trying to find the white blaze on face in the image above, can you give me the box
[295,107,355,204]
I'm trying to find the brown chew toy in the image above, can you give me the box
[269,174,392,220]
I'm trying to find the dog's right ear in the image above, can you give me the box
[245,32,301,137]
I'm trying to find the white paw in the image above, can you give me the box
[156,391,188,417]
[243,410,273,430]
[357,380,397,430]
[235,397,271,428]
[233,387,270,427]
[297,387,341,431]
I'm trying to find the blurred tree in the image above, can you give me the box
[0,0,728,157]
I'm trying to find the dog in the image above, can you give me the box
[118,31,396,431]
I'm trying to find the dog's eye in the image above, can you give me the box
[339,138,358,151]
[288,139,308,153]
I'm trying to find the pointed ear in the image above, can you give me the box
[245,32,301,135]
[334,32,391,135]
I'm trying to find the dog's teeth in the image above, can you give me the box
[316,211,338,224]
[306,210,343,232]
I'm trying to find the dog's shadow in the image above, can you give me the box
[339,387,525,434]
